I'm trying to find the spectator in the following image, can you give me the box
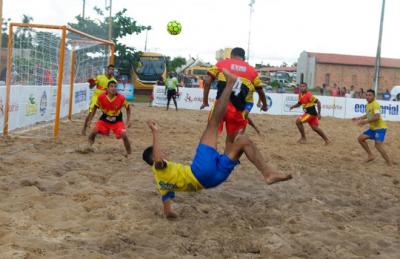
[331,83,338,96]
[382,89,391,101]
[359,88,366,99]
[341,87,347,97]
[293,84,300,94]
[349,85,356,98]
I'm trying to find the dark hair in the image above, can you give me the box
[108,80,117,87]
[231,47,245,59]
[367,89,375,95]
[300,83,308,87]
[142,146,154,166]
[107,64,115,69]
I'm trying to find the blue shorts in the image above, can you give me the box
[244,102,254,112]
[191,144,239,189]
[363,128,387,142]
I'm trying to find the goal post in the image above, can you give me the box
[1,22,115,137]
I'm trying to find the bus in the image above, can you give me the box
[132,52,167,92]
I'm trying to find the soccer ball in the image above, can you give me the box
[167,20,182,35]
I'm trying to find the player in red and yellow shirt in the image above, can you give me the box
[86,80,132,155]
[201,47,268,150]
[290,83,330,145]
[82,64,117,135]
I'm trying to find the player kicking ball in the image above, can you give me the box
[142,69,292,219]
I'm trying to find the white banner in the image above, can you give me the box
[0,83,90,134]
[153,86,400,121]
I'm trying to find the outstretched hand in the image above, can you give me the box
[146,120,159,132]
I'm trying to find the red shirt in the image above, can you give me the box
[298,92,318,115]
[96,93,128,123]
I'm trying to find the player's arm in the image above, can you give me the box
[146,120,166,169]
[125,102,131,128]
[256,87,268,111]
[357,111,380,125]
[352,114,368,121]
[290,102,301,110]
[316,99,322,119]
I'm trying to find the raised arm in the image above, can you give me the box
[146,120,165,168]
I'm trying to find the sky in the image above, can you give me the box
[3,0,400,66]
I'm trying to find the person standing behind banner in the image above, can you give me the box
[165,72,180,111]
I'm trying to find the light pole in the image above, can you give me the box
[107,0,113,41]
[82,0,86,19]
[373,0,385,94]
[247,0,255,62]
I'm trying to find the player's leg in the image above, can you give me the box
[373,129,391,165]
[172,90,178,111]
[83,92,98,135]
[199,70,239,148]
[310,123,330,144]
[225,135,292,185]
[357,130,374,162]
[113,121,132,155]
[121,132,132,155]
[295,115,307,143]
[166,90,172,110]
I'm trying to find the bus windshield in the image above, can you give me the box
[135,56,165,81]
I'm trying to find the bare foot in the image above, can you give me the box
[365,155,375,163]
[264,172,293,185]
[81,129,86,136]
[324,140,332,146]
[297,138,307,144]
[165,211,178,220]
[76,144,94,154]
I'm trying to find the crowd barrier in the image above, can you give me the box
[0,83,91,134]
[152,86,400,121]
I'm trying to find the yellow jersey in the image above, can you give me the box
[94,74,116,93]
[366,100,387,130]
[152,161,204,201]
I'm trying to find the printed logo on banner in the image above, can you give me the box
[267,96,272,108]
[74,90,87,104]
[39,91,47,116]
[26,94,38,116]
[283,95,299,112]
[354,103,399,116]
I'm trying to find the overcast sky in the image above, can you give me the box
[4,0,400,65]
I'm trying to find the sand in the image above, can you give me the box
[0,103,399,258]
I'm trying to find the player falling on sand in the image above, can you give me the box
[86,80,132,155]
[201,47,268,149]
[290,83,330,145]
[142,69,292,219]
[352,89,392,165]
[82,64,117,135]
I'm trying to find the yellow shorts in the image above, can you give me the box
[89,89,106,113]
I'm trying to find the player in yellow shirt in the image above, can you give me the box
[352,89,392,165]
[82,64,117,135]
[143,69,292,219]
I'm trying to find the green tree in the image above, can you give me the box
[68,7,151,77]
[166,56,186,72]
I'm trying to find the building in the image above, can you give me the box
[297,51,400,92]
[215,48,232,61]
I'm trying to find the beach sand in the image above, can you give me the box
[0,103,399,258]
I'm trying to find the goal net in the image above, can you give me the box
[1,23,114,138]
